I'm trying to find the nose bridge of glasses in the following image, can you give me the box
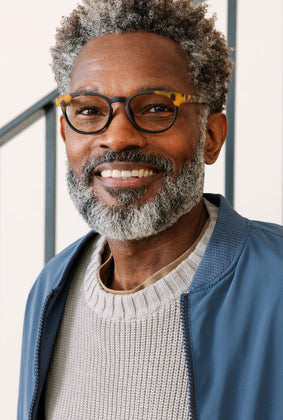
[108,96,135,124]
[109,96,128,105]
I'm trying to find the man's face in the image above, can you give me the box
[61,32,211,239]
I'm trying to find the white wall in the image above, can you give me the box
[0,0,282,417]
[235,0,282,221]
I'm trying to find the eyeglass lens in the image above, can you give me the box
[66,93,176,133]
[67,95,109,133]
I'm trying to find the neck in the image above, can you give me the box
[106,199,208,291]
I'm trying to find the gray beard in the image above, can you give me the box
[66,132,206,240]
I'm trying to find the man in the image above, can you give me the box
[18,1,283,419]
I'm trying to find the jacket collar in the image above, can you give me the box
[190,194,249,292]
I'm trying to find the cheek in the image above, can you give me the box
[155,129,198,175]
[65,133,94,171]
[173,116,201,163]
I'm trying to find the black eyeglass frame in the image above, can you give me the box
[56,90,209,135]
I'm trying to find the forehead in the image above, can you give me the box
[70,32,194,94]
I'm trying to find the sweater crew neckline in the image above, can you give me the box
[83,199,218,320]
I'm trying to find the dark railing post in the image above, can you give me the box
[44,103,57,263]
[225,0,238,207]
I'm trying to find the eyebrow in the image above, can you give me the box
[72,87,101,94]
[137,85,180,93]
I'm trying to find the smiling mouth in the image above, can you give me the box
[92,166,161,194]
[98,168,155,179]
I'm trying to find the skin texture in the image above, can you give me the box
[60,32,228,291]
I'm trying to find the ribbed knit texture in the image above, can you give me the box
[45,199,218,420]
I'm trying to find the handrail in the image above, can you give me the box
[0,89,58,263]
[0,89,57,147]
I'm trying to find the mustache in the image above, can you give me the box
[80,150,174,184]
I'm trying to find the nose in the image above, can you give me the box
[95,104,148,152]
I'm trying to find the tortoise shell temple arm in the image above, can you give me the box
[172,93,209,107]
[55,93,73,108]
[154,91,208,107]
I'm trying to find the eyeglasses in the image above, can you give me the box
[56,90,208,135]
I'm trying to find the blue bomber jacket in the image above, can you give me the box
[18,194,283,420]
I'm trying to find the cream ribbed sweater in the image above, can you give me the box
[45,199,218,420]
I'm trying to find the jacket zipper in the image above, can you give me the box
[28,289,55,420]
[180,293,197,420]
[28,233,95,419]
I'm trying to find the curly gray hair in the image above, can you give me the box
[51,0,233,114]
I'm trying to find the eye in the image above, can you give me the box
[76,107,104,116]
[145,104,173,113]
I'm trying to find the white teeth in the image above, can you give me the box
[121,170,131,178]
[101,170,112,178]
[100,169,154,179]
[112,170,121,178]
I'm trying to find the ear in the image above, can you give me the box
[60,115,67,143]
[204,113,228,165]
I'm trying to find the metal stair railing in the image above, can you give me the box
[0,89,57,263]
[226,0,237,208]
